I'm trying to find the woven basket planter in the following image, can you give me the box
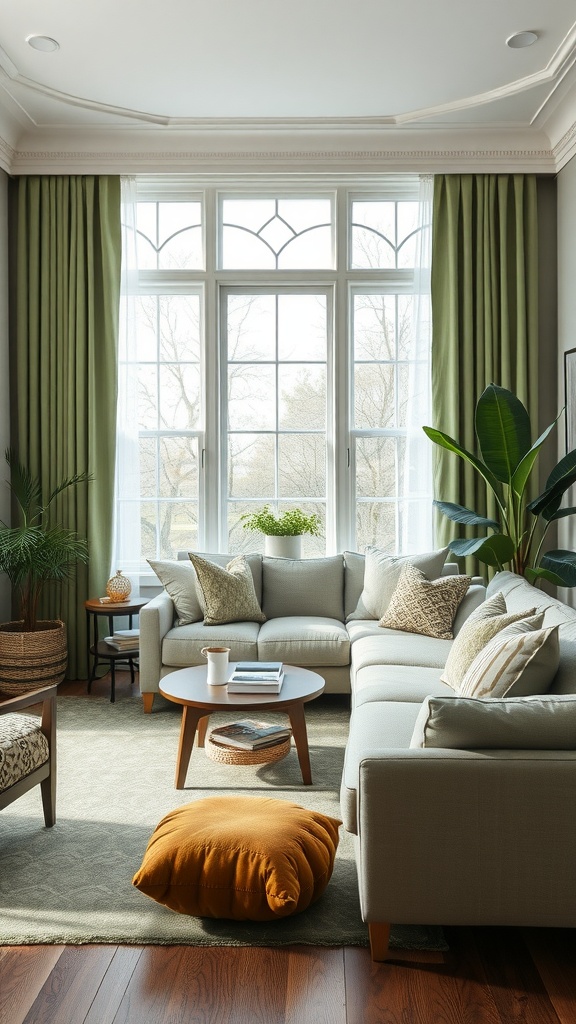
[0,620,67,697]
[206,733,291,766]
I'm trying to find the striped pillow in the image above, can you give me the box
[441,596,539,690]
[458,619,560,699]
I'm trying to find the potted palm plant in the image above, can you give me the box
[423,383,576,585]
[241,505,322,558]
[0,450,90,694]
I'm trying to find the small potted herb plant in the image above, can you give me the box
[241,505,321,558]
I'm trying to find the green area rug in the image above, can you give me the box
[0,693,446,951]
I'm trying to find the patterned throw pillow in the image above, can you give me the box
[189,553,266,626]
[378,563,471,640]
[458,619,560,698]
[441,593,538,690]
[346,545,449,622]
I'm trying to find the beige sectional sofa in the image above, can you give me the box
[342,570,576,960]
[139,549,485,712]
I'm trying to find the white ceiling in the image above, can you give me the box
[1,0,576,173]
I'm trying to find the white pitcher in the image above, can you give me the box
[201,646,231,685]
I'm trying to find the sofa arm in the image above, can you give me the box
[355,748,576,928]
[139,591,175,696]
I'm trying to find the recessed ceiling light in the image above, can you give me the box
[506,31,538,49]
[26,34,60,52]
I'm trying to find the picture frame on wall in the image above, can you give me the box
[565,348,576,454]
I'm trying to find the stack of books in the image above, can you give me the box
[103,628,140,651]
[209,719,291,750]
[227,661,284,694]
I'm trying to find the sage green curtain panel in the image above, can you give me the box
[430,174,539,570]
[13,176,121,678]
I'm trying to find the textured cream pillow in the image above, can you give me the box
[189,553,266,626]
[458,620,560,699]
[378,563,471,640]
[147,559,202,625]
[346,546,449,622]
[410,694,576,750]
[441,593,538,690]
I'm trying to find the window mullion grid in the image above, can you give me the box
[155,293,162,557]
[275,295,280,506]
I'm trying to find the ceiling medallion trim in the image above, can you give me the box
[3,23,576,130]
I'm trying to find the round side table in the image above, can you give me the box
[85,596,148,703]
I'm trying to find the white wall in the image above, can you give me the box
[557,156,576,604]
[0,169,9,620]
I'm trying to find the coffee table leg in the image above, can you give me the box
[287,702,313,785]
[175,706,205,789]
[197,715,210,747]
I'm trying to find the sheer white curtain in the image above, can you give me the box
[111,177,142,581]
[402,174,434,553]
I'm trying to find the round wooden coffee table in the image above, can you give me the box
[159,664,325,789]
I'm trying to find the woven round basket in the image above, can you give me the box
[0,620,67,697]
[206,734,291,766]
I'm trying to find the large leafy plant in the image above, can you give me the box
[0,450,90,630]
[423,384,576,586]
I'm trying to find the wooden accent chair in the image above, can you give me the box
[0,684,57,827]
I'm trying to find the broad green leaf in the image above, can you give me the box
[422,426,503,504]
[433,500,500,529]
[545,506,576,523]
[475,384,532,484]
[448,532,516,567]
[527,450,576,516]
[511,417,559,499]
[525,566,566,586]
[539,550,576,587]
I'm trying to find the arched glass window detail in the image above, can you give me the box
[136,201,203,270]
[350,200,421,270]
[221,198,333,269]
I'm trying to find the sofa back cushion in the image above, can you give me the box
[262,555,345,620]
[410,693,576,750]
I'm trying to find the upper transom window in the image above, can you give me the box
[350,199,420,270]
[220,197,334,270]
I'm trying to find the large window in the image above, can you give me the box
[114,178,431,574]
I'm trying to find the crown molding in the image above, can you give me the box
[0,133,14,174]
[553,119,576,170]
[9,144,557,175]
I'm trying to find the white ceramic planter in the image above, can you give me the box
[264,535,302,559]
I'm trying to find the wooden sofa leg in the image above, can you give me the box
[369,922,391,962]
[142,693,155,714]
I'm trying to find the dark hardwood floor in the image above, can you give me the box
[2,674,576,1024]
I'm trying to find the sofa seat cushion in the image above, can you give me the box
[351,632,452,676]
[0,713,49,791]
[353,664,454,708]
[340,701,422,834]
[257,617,350,667]
[162,622,259,667]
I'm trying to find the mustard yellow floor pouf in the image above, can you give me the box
[133,795,341,921]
